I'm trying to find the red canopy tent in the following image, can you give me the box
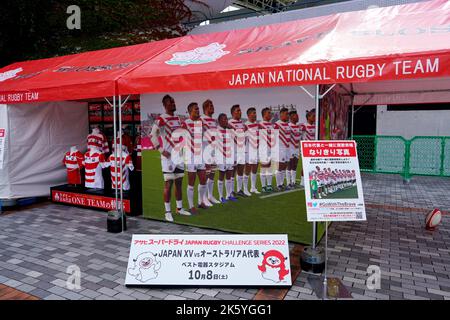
[117,0,450,95]
[0,0,449,240]
[0,0,448,103]
[0,38,181,103]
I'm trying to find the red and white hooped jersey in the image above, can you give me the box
[87,133,110,154]
[63,151,84,185]
[181,118,203,156]
[289,122,302,149]
[217,127,233,159]
[274,120,291,148]
[259,121,276,148]
[152,113,183,152]
[108,152,135,191]
[300,123,316,141]
[200,115,218,145]
[84,152,107,188]
[229,118,246,150]
[114,134,134,154]
[245,121,259,151]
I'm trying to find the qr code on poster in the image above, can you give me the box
[355,212,363,220]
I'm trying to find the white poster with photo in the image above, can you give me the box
[125,234,291,286]
[301,140,366,222]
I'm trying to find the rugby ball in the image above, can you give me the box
[425,208,442,230]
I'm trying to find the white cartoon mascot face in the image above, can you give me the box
[257,250,289,283]
[128,252,161,283]
[165,43,230,66]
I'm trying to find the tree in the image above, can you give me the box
[0,0,206,67]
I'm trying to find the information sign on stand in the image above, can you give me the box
[301,140,366,299]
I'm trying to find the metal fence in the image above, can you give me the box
[353,135,450,179]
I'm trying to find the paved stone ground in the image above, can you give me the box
[0,173,449,300]
[361,173,450,211]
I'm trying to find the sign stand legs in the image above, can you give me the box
[322,221,328,300]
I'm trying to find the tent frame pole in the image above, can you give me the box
[119,95,123,232]
[117,94,131,232]
[299,84,335,248]
[313,85,320,248]
[104,97,119,212]
[105,96,119,212]
[351,98,355,139]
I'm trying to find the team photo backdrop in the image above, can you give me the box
[138,86,349,244]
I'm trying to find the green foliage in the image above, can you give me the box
[0,0,196,66]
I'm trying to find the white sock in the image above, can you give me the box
[218,180,224,199]
[187,185,194,209]
[199,184,206,205]
[208,178,214,199]
[260,173,266,188]
[231,177,235,192]
[251,173,257,190]
[275,171,282,186]
[286,170,291,185]
[226,179,232,197]
[237,175,243,192]
[291,170,296,184]
[164,202,171,212]
[243,175,249,192]
[267,172,273,186]
[176,200,183,210]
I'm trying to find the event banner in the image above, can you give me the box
[125,234,291,286]
[0,128,5,169]
[301,140,366,222]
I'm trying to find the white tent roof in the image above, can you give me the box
[340,77,450,105]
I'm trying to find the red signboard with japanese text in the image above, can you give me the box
[51,190,130,213]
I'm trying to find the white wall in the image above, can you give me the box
[0,101,88,199]
[376,105,450,138]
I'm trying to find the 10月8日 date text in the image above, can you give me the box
[176,304,272,317]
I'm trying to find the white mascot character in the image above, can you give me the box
[128,252,161,282]
[258,250,289,283]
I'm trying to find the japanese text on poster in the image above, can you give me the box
[301,140,366,222]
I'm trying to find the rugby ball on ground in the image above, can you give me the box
[425,208,442,230]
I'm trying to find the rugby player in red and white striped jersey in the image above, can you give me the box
[288,110,301,188]
[258,108,275,193]
[299,109,316,186]
[150,95,190,222]
[200,99,221,206]
[300,109,316,141]
[182,102,209,214]
[216,113,237,203]
[244,107,260,194]
[274,108,292,191]
[229,104,247,198]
